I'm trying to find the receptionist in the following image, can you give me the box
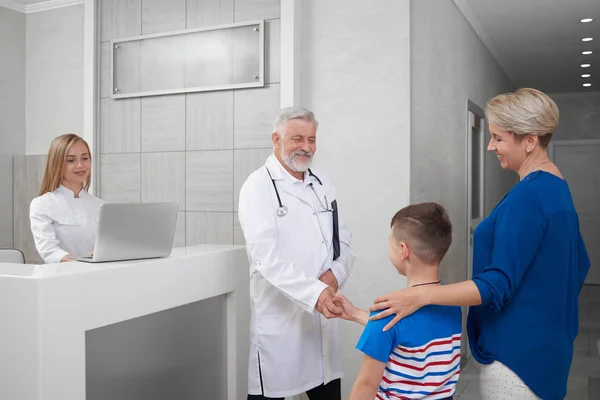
[30,134,104,263]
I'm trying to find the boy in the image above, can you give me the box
[335,202,461,400]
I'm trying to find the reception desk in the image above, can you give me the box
[0,245,250,400]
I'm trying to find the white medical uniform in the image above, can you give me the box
[29,185,104,264]
[238,154,355,398]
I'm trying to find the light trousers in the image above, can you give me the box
[479,361,541,400]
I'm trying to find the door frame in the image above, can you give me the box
[466,100,486,280]
[464,100,486,363]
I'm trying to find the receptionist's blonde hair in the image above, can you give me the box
[39,134,92,196]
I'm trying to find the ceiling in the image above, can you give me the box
[457,0,600,93]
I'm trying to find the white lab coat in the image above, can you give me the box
[238,155,355,398]
[29,185,104,264]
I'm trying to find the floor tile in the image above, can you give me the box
[566,376,589,400]
[588,329,600,358]
[575,329,590,358]
[589,378,600,399]
[590,301,600,324]
[569,357,600,379]
[454,377,470,398]
[580,286,600,304]
[460,359,480,379]
[456,378,480,400]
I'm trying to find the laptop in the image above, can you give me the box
[76,202,179,263]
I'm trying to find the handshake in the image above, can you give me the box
[315,269,357,321]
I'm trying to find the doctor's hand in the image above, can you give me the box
[319,269,339,292]
[332,294,357,322]
[316,286,343,319]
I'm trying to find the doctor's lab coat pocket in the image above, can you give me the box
[252,277,299,320]
[316,209,334,246]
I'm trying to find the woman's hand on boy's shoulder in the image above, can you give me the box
[370,286,427,331]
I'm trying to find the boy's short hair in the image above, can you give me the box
[390,202,452,265]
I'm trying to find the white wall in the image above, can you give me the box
[96,0,281,251]
[0,5,26,248]
[411,0,516,282]
[26,5,84,155]
[410,0,517,361]
[0,6,26,155]
[301,0,411,396]
[550,91,600,141]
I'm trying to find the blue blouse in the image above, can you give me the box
[468,171,590,400]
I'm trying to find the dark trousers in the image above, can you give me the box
[247,378,341,400]
[247,380,455,400]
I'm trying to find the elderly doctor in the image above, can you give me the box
[30,134,104,264]
[238,107,355,400]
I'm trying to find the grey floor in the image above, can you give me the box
[455,284,600,400]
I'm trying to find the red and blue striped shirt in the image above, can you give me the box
[356,305,462,399]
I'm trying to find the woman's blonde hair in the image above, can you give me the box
[39,134,92,196]
[485,88,559,148]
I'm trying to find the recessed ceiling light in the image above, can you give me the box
[582,74,591,78]
[581,18,594,23]
[581,63,592,67]
[583,83,592,87]
[582,51,593,55]
[582,37,594,42]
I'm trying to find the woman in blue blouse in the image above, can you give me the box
[370,88,590,400]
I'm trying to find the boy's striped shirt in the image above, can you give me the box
[356,305,462,399]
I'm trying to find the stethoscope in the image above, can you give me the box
[265,167,330,217]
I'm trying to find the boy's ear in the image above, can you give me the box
[399,241,410,262]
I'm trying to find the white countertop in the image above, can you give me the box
[0,244,250,400]
[0,244,245,279]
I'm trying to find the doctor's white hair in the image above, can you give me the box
[273,107,319,138]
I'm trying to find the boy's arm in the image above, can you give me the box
[349,355,386,400]
[352,310,398,400]
[334,294,369,325]
[351,308,370,326]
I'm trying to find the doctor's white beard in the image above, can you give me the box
[281,148,313,172]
